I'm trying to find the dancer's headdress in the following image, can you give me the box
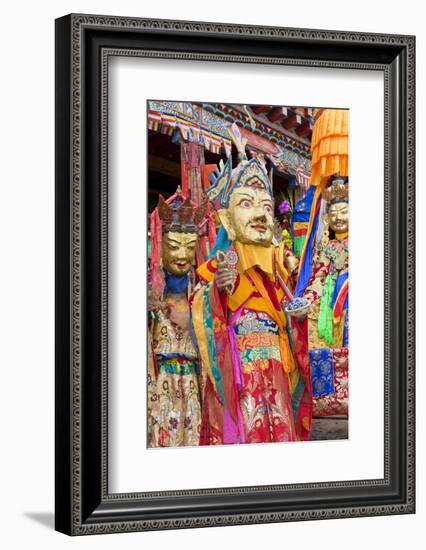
[322,177,349,205]
[150,187,208,296]
[157,187,208,233]
[206,123,273,210]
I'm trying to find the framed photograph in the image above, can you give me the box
[55,14,415,535]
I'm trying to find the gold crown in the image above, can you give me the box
[157,187,208,233]
[322,178,349,203]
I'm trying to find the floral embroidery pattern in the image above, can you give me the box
[313,347,349,417]
[155,360,201,447]
[309,348,334,397]
[234,310,297,443]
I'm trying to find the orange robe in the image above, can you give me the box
[192,242,312,445]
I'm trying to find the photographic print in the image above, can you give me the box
[146,101,349,448]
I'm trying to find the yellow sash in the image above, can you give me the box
[245,267,296,374]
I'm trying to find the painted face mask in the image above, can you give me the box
[322,178,349,235]
[149,187,208,297]
[328,201,349,234]
[222,186,274,247]
[162,231,197,275]
[206,124,275,248]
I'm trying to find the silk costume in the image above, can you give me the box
[148,192,207,447]
[295,179,349,417]
[149,275,202,447]
[191,131,312,445]
[304,232,349,416]
[293,109,350,419]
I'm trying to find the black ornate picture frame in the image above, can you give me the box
[55,14,415,535]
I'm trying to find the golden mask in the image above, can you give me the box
[218,187,274,247]
[162,231,197,276]
[328,201,349,234]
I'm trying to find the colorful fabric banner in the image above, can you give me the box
[292,186,316,258]
[310,109,349,186]
[148,110,232,154]
[294,188,322,297]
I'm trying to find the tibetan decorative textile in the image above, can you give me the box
[149,290,202,447]
[289,316,313,440]
[292,186,316,258]
[309,348,335,397]
[303,235,349,349]
[193,252,313,444]
[155,358,201,447]
[310,109,349,186]
[147,336,160,448]
[191,281,242,445]
[181,141,205,204]
[234,309,297,443]
[151,293,198,359]
[295,191,322,297]
[312,347,349,417]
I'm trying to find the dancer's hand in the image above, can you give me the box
[215,251,236,294]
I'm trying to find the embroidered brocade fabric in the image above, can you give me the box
[193,244,312,445]
[234,309,297,443]
[151,293,198,359]
[305,237,348,311]
[147,337,160,448]
[309,348,334,397]
[149,291,201,447]
[312,347,349,417]
[304,237,349,417]
[155,359,201,447]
